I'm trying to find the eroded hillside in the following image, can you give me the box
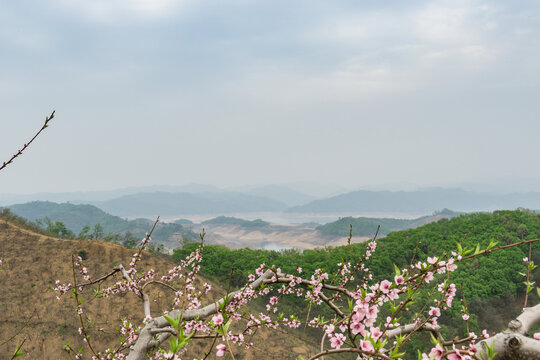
[0,220,315,359]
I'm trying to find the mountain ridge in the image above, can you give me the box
[288,188,540,214]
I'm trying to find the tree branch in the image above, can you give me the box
[0,111,55,172]
[386,323,442,340]
[126,269,275,360]
[511,303,540,335]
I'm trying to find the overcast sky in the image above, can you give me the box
[1,0,539,195]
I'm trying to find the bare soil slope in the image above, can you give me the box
[196,223,370,250]
[0,220,316,359]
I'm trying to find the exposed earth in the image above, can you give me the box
[188,222,371,250]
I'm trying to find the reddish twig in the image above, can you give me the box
[0,111,55,172]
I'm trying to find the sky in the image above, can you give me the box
[1,0,539,195]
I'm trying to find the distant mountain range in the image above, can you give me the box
[0,184,316,210]
[244,185,316,207]
[0,184,225,205]
[288,188,540,214]
[90,191,288,217]
[3,186,540,219]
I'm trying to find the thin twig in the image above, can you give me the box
[9,338,26,360]
[525,242,533,308]
[1,111,55,172]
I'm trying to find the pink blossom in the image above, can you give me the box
[534,333,540,340]
[216,344,227,357]
[429,343,444,360]
[212,313,224,326]
[371,327,382,339]
[447,351,464,360]
[325,324,335,335]
[387,289,399,300]
[330,333,346,349]
[462,314,469,321]
[360,340,374,352]
[351,321,365,335]
[429,306,441,317]
[447,258,458,272]
[380,280,392,294]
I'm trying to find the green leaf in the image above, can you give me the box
[394,264,401,276]
[223,319,232,334]
[12,344,25,358]
[430,332,439,345]
[486,239,498,250]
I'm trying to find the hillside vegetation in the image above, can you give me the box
[4,201,197,248]
[201,215,270,227]
[0,219,315,359]
[174,209,540,356]
[316,208,460,236]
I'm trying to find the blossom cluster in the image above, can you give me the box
[57,226,529,360]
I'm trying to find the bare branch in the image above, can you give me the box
[116,264,133,283]
[309,347,391,360]
[126,269,275,360]
[476,332,540,359]
[149,327,177,336]
[510,303,540,335]
[143,293,151,319]
[0,111,55,172]
[386,323,442,340]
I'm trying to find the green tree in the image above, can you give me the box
[78,225,91,239]
[518,223,529,239]
[122,231,138,248]
[91,223,104,240]
[39,217,74,238]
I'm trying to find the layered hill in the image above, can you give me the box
[316,209,461,236]
[91,191,288,217]
[201,215,270,227]
[288,188,540,214]
[4,201,197,248]
[175,208,540,353]
[0,220,315,359]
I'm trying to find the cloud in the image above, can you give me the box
[51,0,188,22]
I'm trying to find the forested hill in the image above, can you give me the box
[287,188,540,213]
[316,208,460,236]
[7,201,128,233]
[3,201,196,248]
[175,209,540,340]
[201,216,270,227]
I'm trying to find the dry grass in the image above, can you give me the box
[0,220,320,359]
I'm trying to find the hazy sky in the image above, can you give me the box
[1,0,539,194]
